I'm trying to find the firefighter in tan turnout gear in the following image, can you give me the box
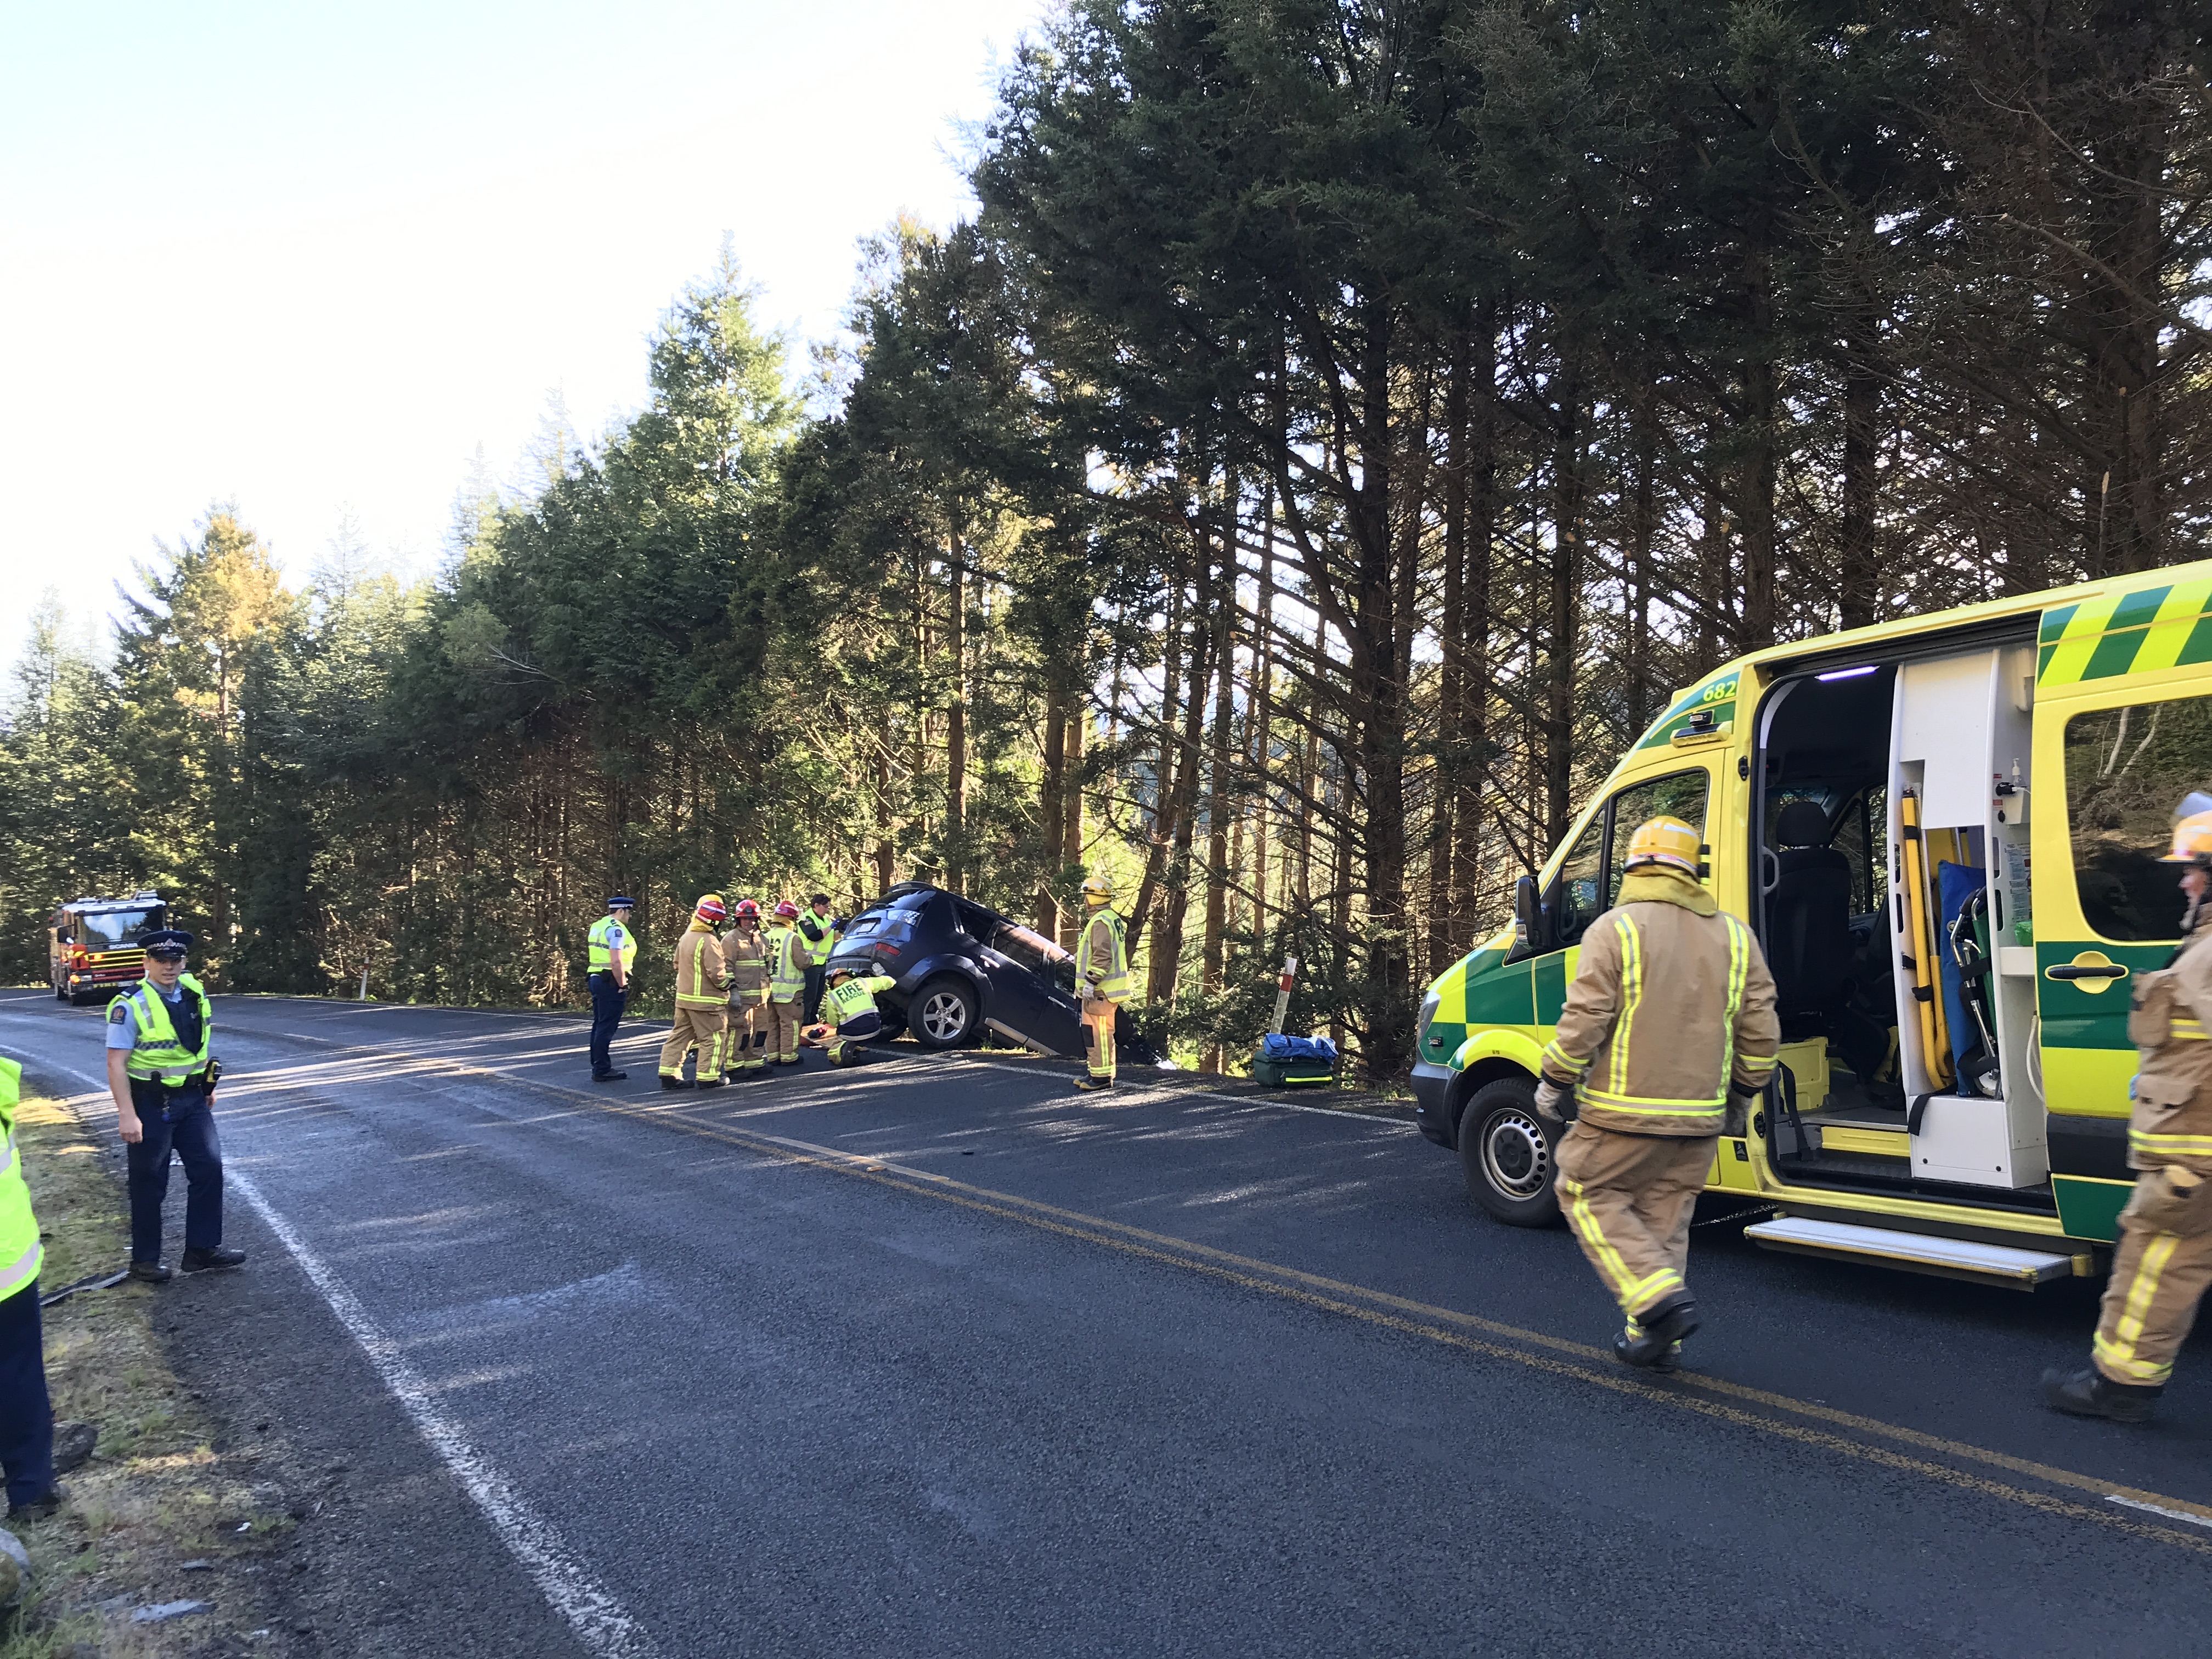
[659,895,730,1090]
[1074,874,1132,1093]
[719,899,771,1078]
[1534,816,1779,1371]
[2044,808,2212,1424]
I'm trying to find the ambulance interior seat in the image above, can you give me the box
[1765,798,1853,1036]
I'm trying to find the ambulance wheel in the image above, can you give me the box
[1459,1075,1563,1228]
[909,977,977,1049]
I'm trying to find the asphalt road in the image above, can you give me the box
[4,988,2210,1658]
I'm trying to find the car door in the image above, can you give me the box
[979,919,1074,1053]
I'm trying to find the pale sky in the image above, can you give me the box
[0,0,1053,665]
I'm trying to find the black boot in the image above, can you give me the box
[180,1245,246,1273]
[128,1260,171,1284]
[592,1070,627,1083]
[7,1482,64,1522]
[1615,1293,1700,1369]
[2041,1365,2161,1424]
[659,1074,695,1091]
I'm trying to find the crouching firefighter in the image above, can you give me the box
[2043,806,2212,1424]
[820,967,896,1066]
[1533,817,1778,1371]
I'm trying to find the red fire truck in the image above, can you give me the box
[48,891,166,1006]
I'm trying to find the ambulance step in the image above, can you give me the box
[1743,1217,2081,1289]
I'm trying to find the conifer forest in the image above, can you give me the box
[4,1,2207,1082]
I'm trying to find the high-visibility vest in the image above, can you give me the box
[1079,908,1133,1002]
[823,974,895,1023]
[798,909,837,966]
[673,928,726,1007]
[767,927,808,1001]
[110,975,213,1085]
[0,1058,41,1304]
[588,915,637,975]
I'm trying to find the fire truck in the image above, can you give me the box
[48,891,166,1006]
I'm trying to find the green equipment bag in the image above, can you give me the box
[1251,1034,1336,1088]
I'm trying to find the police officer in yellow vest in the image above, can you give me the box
[798,891,839,1025]
[1074,875,1133,1093]
[586,895,638,1082]
[105,930,243,1283]
[764,901,809,1065]
[2044,806,2212,1423]
[2,1058,58,1519]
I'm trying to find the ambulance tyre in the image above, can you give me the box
[1459,1074,1564,1228]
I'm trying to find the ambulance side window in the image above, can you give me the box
[1603,769,1712,910]
[2064,693,2212,941]
[1553,815,1607,947]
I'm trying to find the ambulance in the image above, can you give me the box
[1412,561,2212,1288]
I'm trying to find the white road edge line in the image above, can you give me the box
[2106,1493,2212,1530]
[0,1041,659,1659]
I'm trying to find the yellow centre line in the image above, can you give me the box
[222,1020,2212,1554]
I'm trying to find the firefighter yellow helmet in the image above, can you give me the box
[2160,809,2212,865]
[1081,874,1117,906]
[1623,816,1701,877]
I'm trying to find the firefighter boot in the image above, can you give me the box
[2041,1365,2162,1424]
[1615,1293,1699,1369]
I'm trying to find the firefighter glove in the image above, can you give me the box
[1723,1085,1757,1138]
[1533,1077,1576,1125]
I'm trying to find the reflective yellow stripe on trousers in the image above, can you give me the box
[2096,1232,2183,1384]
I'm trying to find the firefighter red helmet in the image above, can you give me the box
[733,899,760,920]
[774,899,800,919]
[695,894,727,924]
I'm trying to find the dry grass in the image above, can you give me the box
[7,1095,286,1657]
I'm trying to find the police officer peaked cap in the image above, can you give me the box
[140,929,196,954]
[607,895,635,910]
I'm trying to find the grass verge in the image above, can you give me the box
[7,1092,287,1657]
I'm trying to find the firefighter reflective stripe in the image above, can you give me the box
[2096,1232,2183,1384]
[114,977,212,1085]
[2132,1129,2212,1156]
[588,915,636,975]
[1539,1039,1592,1077]
[675,933,724,1007]
[1560,1175,1685,1314]
[2174,1017,2209,1041]
[1609,915,1645,1098]
[1576,1087,1725,1120]
[768,928,807,1001]
[823,976,893,1022]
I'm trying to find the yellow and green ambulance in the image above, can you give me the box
[1412,559,2212,1287]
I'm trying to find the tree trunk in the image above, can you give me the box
[1038,667,1066,938]
[944,527,967,891]
[1545,352,1583,851]
[1061,710,1084,951]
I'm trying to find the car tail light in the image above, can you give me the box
[876,944,901,957]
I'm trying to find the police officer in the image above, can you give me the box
[1534,817,1778,1371]
[1074,875,1132,1093]
[586,895,638,1082]
[2044,806,2212,1423]
[2,1059,55,1519]
[105,930,244,1283]
[798,891,838,1025]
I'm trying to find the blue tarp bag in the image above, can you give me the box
[1253,1032,1337,1086]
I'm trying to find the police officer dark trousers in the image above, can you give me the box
[105,930,244,1282]
[586,896,637,1082]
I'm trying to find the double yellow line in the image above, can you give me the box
[238,1022,2212,1554]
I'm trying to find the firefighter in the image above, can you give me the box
[105,929,244,1282]
[719,900,771,1079]
[798,891,839,1025]
[1074,874,1133,1093]
[1533,817,1778,1371]
[764,900,808,1066]
[820,966,898,1066]
[658,895,730,1090]
[2043,807,2212,1423]
[585,894,637,1082]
